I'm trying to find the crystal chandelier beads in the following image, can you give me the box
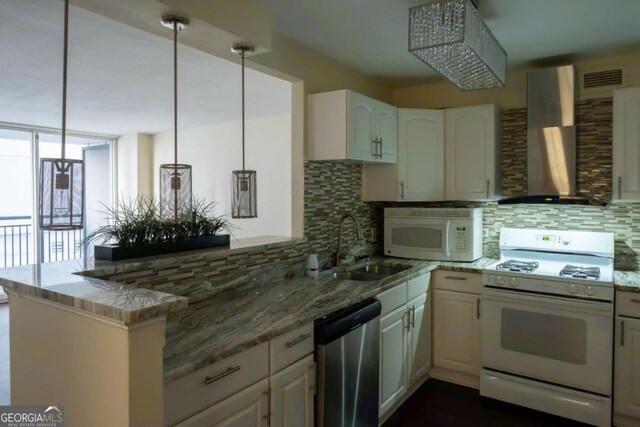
[409,0,507,91]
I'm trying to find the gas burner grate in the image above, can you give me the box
[559,265,601,280]
[496,259,540,273]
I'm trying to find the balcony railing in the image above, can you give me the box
[0,216,84,269]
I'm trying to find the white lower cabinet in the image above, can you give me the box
[380,305,409,415]
[377,273,431,419]
[431,271,482,388]
[270,354,315,427]
[176,379,269,427]
[167,324,315,427]
[615,291,640,426]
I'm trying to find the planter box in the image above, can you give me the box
[94,234,231,261]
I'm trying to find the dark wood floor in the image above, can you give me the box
[382,379,589,427]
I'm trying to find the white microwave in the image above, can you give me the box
[384,208,483,262]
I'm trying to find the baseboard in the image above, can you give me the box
[615,413,640,427]
[378,371,431,426]
[428,366,480,389]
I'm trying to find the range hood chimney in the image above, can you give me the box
[499,65,606,206]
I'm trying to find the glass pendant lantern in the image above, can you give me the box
[40,0,85,231]
[159,15,192,221]
[231,43,257,219]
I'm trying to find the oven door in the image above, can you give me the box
[481,287,613,395]
[383,217,451,260]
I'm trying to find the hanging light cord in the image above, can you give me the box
[61,0,69,161]
[173,20,178,220]
[241,49,246,172]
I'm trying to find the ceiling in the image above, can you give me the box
[261,0,640,87]
[0,0,291,136]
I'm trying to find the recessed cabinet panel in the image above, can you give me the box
[613,87,640,201]
[379,305,408,416]
[408,293,431,386]
[399,109,445,201]
[433,289,481,375]
[309,89,397,163]
[270,354,315,427]
[349,92,377,162]
[445,104,501,201]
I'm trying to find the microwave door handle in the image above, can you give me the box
[445,222,451,259]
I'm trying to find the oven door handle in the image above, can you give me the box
[481,287,613,315]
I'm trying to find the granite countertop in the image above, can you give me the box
[614,271,640,293]
[162,256,495,382]
[0,236,301,324]
[0,260,188,324]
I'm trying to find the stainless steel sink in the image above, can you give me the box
[333,271,383,282]
[352,264,410,276]
[333,263,412,282]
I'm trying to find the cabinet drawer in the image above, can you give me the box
[407,273,431,300]
[164,342,269,426]
[377,282,408,316]
[433,270,482,294]
[270,323,314,375]
[617,291,640,318]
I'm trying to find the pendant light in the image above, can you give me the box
[159,15,192,221]
[231,44,257,219]
[39,0,85,231]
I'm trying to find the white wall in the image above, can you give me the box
[117,133,153,202]
[152,113,292,239]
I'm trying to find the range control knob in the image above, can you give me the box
[586,286,596,297]
[567,284,578,294]
[507,277,519,288]
[561,236,572,246]
[493,275,505,286]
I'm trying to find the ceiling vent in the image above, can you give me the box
[579,67,625,99]
[583,69,623,89]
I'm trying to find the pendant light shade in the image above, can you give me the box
[231,43,257,219]
[159,15,192,220]
[39,0,85,231]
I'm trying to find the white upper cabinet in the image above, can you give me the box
[613,86,640,201]
[445,104,501,201]
[309,89,397,163]
[363,108,444,201]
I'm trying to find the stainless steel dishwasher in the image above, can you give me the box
[315,299,381,427]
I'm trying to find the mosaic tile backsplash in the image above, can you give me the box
[99,96,639,289]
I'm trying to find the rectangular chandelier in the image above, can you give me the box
[409,0,507,91]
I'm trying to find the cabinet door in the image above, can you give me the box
[379,304,408,416]
[348,91,376,162]
[408,292,431,386]
[398,109,445,201]
[376,101,398,164]
[270,354,315,427]
[445,104,498,200]
[613,87,640,201]
[176,379,268,427]
[615,317,640,417]
[432,289,481,375]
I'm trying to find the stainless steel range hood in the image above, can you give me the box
[498,65,605,206]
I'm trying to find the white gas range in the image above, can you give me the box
[480,228,615,427]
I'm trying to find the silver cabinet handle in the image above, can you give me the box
[477,297,480,319]
[262,387,271,425]
[618,176,622,199]
[371,139,377,158]
[486,179,490,199]
[286,333,311,348]
[400,181,405,199]
[621,320,625,347]
[379,138,383,159]
[409,306,415,329]
[631,298,640,304]
[445,276,467,281]
[404,310,410,331]
[204,366,241,385]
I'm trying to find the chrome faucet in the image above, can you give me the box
[336,213,363,267]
